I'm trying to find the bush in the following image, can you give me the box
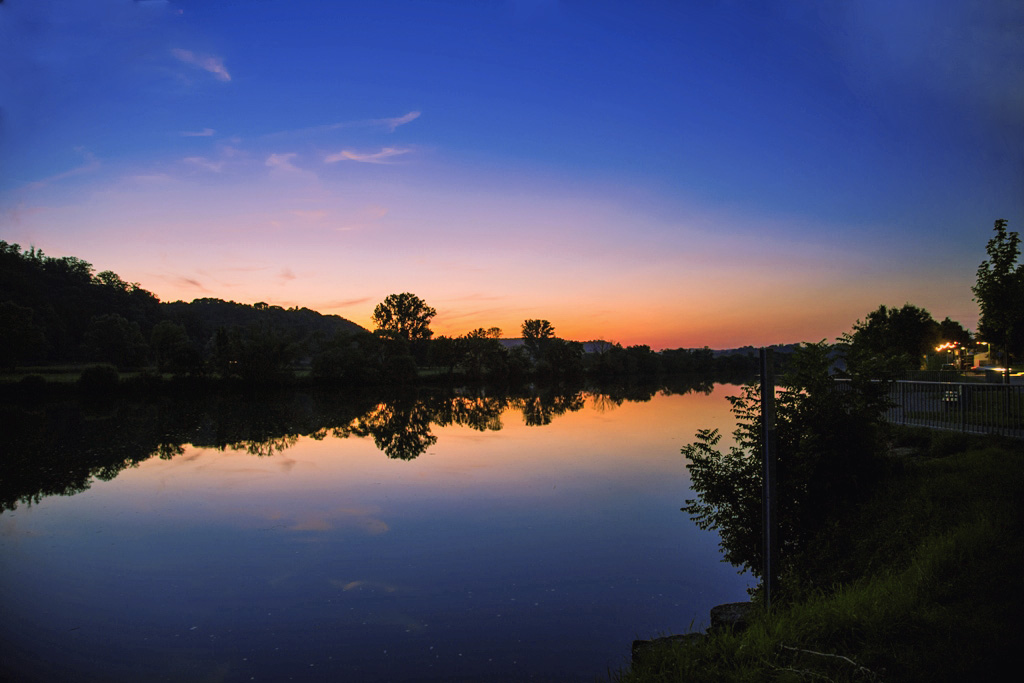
[682,342,889,590]
[77,364,120,393]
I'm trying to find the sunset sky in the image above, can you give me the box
[2,0,1022,349]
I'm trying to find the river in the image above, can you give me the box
[0,384,754,681]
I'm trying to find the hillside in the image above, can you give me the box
[0,240,365,368]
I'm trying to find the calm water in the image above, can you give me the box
[0,386,753,682]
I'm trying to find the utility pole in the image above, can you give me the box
[760,347,778,610]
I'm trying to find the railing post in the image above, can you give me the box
[960,383,967,433]
[760,348,778,610]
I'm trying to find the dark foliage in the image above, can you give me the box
[973,219,1024,367]
[682,342,889,591]
[839,303,941,376]
[0,241,364,377]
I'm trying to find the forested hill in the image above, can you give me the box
[162,298,365,350]
[0,240,365,368]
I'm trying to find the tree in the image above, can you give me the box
[841,303,939,376]
[0,301,47,369]
[972,219,1024,378]
[938,317,971,345]
[462,327,505,379]
[82,313,147,368]
[682,342,888,589]
[521,319,554,360]
[150,320,199,375]
[94,270,130,291]
[371,293,437,343]
[232,325,296,384]
[427,335,464,378]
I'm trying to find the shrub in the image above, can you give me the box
[77,364,120,393]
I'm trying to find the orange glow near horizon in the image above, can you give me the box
[8,156,982,350]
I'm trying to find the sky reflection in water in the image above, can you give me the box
[0,387,754,682]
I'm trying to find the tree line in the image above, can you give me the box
[5,218,1018,386]
[0,243,768,386]
[0,241,362,375]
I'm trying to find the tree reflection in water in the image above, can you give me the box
[0,376,725,512]
[347,398,438,461]
[512,391,586,426]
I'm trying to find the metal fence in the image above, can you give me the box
[837,379,1024,439]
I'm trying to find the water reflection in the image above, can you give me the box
[346,398,439,460]
[0,379,715,512]
[0,378,749,683]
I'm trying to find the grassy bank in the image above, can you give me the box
[623,431,1024,682]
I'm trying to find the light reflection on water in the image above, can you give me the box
[0,386,753,682]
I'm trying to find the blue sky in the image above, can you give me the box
[2,0,1022,347]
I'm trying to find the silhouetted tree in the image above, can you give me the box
[462,327,505,379]
[150,320,199,374]
[371,292,437,343]
[312,332,382,384]
[682,342,888,588]
[840,303,939,376]
[972,219,1024,376]
[937,317,971,345]
[0,301,47,369]
[82,313,147,368]
[428,335,466,378]
[234,325,296,384]
[535,338,585,379]
[521,319,554,361]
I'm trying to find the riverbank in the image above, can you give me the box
[621,429,1024,682]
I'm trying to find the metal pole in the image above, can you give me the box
[760,347,778,610]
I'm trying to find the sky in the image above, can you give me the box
[1,0,1022,349]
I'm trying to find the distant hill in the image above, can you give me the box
[163,298,366,346]
[0,240,366,367]
[700,343,802,357]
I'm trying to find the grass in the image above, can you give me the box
[0,365,85,383]
[619,433,1024,682]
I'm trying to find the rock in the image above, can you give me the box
[631,633,704,665]
[709,601,753,632]
[630,601,754,666]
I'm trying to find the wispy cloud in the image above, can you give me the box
[171,48,231,82]
[325,297,372,308]
[2,203,48,226]
[176,276,207,291]
[266,152,299,172]
[291,209,327,220]
[379,111,420,131]
[25,148,100,190]
[181,128,215,137]
[279,268,296,282]
[183,156,224,172]
[263,111,421,139]
[324,147,411,164]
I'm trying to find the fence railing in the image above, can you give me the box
[835,379,1024,439]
